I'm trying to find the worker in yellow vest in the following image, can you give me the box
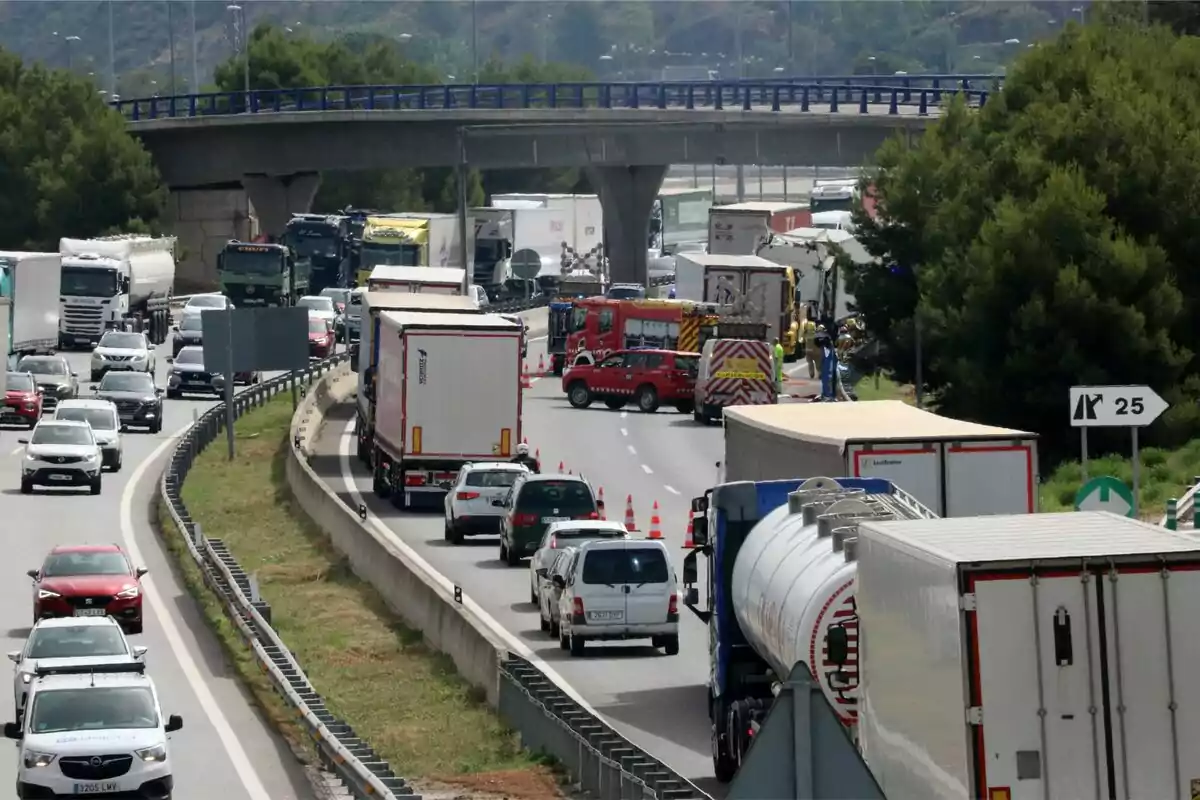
[802,319,820,378]
[773,338,785,393]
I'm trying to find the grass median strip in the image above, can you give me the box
[158,393,565,798]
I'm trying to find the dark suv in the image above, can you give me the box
[495,474,601,566]
[563,349,698,414]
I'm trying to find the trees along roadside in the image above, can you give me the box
[848,20,1200,461]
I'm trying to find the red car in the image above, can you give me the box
[2,371,42,428]
[309,315,335,359]
[563,348,698,413]
[29,544,147,634]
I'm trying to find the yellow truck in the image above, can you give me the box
[356,213,468,286]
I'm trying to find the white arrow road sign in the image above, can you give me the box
[1069,385,1170,428]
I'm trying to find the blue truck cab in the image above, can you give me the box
[547,300,573,375]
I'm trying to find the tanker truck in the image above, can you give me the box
[680,476,937,785]
[59,236,175,348]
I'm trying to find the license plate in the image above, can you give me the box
[587,610,623,621]
[73,608,107,617]
[74,782,120,794]
[48,474,73,482]
[542,516,568,523]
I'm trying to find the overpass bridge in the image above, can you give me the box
[119,74,1002,285]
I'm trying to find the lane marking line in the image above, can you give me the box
[121,423,273,800]
[620,428,628,437]
[664,485,680,495]
[620,411,627,420]
[626,444,637,455]
[641,464,653,475]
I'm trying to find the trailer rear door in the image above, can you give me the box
[943,441,1036,516]
[846,441,943,516]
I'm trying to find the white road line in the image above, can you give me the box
[641,464,653,475]
[620,411,627,420]
[664,485,680,495]
[120,424,273,800]
[620,427,628,437]
[626,444,637,455]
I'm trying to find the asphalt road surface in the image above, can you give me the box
[0,339,316,799]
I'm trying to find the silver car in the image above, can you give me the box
[8,617,146,718]
[538,547,577,637]
[443,462,530,545]
[528,520,630,605]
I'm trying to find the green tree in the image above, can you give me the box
[849,21,1200,456]
[0,50,164,250]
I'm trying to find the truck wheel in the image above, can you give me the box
[567,382,592,409]
[635,385,660,413]
[603,398,626,410]
[712,700,738,783]
[371,462,391,499]
[729,701,750,768]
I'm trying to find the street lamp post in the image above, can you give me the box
[65,35,81,71]
[107,0,116,95]
[471,0,478,84]
[227,4,250,97]
[166,0,177,96]
[190,0,199,92]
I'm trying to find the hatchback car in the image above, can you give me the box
[8,617,146,719]
[92,371,164,433]
[495,474,601,566]
[55,399,122,471]
[528,520,630,604]
[563,349,698,413]
[16,354,78,414]
[443,462,529,544]
[2,372,42,428]
[308,315,336,360]
[29,544,147,634]
[554,539,680,656]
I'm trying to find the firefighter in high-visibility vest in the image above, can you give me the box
[773,338,786,394]
[803,319,820,378]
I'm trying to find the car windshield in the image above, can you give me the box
[98,332,144,350]
[42,550,129,577]
[175,349,203,366]
[7,373,34,392]
[56,407,117,431]
[298,297,335,313]
[516,481,596,514]
[17,357,65,376]
[28,687,157,734]
[308,318,330,334]
[100,373,154,393]
[675,355,699,374]
[179,315,203,332]
[188,295,225,309]
[31,424,93,446]
[607,286,644,300]
[464,469,522,488]
[27,625,128,659]
[581,547,669,585]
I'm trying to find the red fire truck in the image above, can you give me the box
[564,297,719,367]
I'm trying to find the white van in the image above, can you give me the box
[553,539,679,657]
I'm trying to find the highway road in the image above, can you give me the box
[307,334,820,795]
[0,340,315,799]
[663,164,859,203]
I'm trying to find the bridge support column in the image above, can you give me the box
[241,172,321,239]
[586,165,667,286]
[165,188,254,294]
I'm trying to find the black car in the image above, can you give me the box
[172,313,203,357]
[92,371,163,433]
[15,355,78,414]
[166,346,218,398]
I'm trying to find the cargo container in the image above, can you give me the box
[366,265,466,294]
[722,400,1038,517]
[857,511,1200,800]
[367,311,523,507]
[59,236,175,347]
[0,252,61,360]
[707,201,812,256]
[673,253,801,354]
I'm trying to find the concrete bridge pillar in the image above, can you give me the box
[241,172,321,239]
[586,165,667,286]
[165,188,254,294]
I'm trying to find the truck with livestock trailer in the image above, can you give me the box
[58,236,175,348]
[364,311,524,508]
[723,400,1038,518]
[707,201,812,256]
[217,240,310,307]
[353,291,486,461]
[366,266,466,295]
[0,252,61,362]
[283,213,352,294]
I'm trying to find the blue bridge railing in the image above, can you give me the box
[115,74,1005,122]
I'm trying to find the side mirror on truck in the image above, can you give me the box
[682,551,699,585]
[690,515,709,547]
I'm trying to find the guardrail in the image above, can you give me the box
[115,77,1002,121]
[159,356,417,800]
[1161,477,1200,529]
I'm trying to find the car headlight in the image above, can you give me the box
[91,353,104,363]
[116,585,139,599]
[24,453,36,462]
[37,589,60,600]
[135,744,166,762]
[23,750,56,768]
[84,452,100,463]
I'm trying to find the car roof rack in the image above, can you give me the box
[34,661,146,678]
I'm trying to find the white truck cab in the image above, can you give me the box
[4,661,181,800]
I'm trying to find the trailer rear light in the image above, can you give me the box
[988,790,1011,800]
[512,512,538,526]
[456,491,480,501]
[404,475,426,487]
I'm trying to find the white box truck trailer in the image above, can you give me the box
[490,193,603,263]
[366,265,465,294]
[856,511,1200,800]
[368,310,523,507]
[722,400,1038,517]
[0,252,61,360]
[58,235,175,348]
[470,206,569,292]
[674,252,799,351]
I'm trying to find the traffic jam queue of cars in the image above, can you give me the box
[444,463,681,657]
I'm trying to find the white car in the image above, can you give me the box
[55,399,123,471]
[8,617,146,719]
[538,548,577,637]
[296,295,338,327]
[179,292,232,324]
[89,331,155,382]
[3,662,181,799]
[555,538,679,656]
[528,520,629,605]
[19,420,103,495]
[444,462,529,545]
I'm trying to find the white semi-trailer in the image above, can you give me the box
[367,310,523,507]
[58,235,175,348]
[366,265,466,294]
[0,252,61,361]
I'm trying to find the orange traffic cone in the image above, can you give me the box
[521,362,533,389]
[523,436,528,445]
[683,510,695,548]
[558,461,565,474]
[535,448,540,462]
[597,487,606,519]
[648,501,663,539]
[624,495,637,532]
[537,354,546,374]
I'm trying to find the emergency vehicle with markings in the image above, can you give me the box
[693,331,776,424]
[562,348,698,413]
[564,297,723,369]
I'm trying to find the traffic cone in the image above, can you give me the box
[523,436,528,445]
[535,448,540,462]
[597,487,606,519]
[648,501,663,539]
[521,362,533,389]
[558,461,565,474]
[537,354,546,374]
[624,495,637,532]
[683,510,695,548]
